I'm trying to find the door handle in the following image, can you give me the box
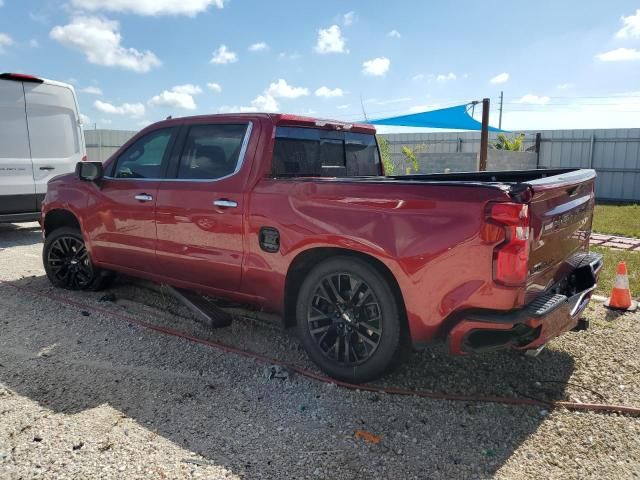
[40,166,55,171]
[134,193,154,202]
[213,199,238,208]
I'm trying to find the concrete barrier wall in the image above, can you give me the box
[84,129,136,163]
[389,151,537,174]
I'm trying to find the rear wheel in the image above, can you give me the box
[43,227,113,291]
[296,256,404,383]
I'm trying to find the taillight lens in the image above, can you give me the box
[486,202,530,286]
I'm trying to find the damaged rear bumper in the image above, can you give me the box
[448,252,603,355]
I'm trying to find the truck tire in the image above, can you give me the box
[43,227,113,291]
[296,256,404,383]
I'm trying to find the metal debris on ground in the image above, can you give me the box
[264,365,292,381]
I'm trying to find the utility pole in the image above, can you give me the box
[498,91,504,130]
[479,98,490,171]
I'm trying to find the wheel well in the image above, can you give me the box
[43,209,80,237]
[283,247,409,333]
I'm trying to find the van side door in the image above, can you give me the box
[0,79,36,217]
[24,82,84,208]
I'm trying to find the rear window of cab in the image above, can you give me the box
[272,127,381,177]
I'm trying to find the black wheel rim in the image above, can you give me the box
[307,273,383,366]
[47,236,93,289]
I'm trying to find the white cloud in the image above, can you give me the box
[79,86,103,95]
[207,82,222,93]
[277,51,300,61]
[220,79,309,113]
[388,30,401,38]
[94,100,145,117]
[315,86,344,98]
[412,73,425,81]
[0,32,13,53]
[314,25,347,54]
[69,0,224,16]
[615,9,640,39]
[0,1,4,7]
[343,11,355,26]
[337,104,350,110]
[148,84,202,110]
[266,79,309,99]
[50,16,161,73]
[170,84,202,95]
[436,72,456,82]
[362,57,390,76]
[366,97,412,106]
[513,94,550,105]
[248,42,268,52]
[251,94,279,111]
[595,47,640,61]
[29,39,39,48]
[210,44,237,64]
[79,113,91,125]
[556,83,573,90]
[489,72,509,84]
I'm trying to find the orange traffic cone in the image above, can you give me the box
[604,262,638,312]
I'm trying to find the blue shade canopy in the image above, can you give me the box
[367,104,503,131]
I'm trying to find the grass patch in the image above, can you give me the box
[591,246,640,297]
[592,204,640,238]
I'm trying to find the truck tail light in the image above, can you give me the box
[486,202,530,286]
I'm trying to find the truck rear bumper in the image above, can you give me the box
[448,252,603,355]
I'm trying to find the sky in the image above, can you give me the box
[1,0,640,133]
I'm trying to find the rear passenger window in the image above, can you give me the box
[113,128,173,179]
[272,127,380,177]
[177,124,248,180]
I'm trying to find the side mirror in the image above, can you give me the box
[76,161,103,182]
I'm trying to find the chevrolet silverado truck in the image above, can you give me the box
[40,113,603,383]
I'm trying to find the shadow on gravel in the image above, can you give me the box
[0,274,576,479]
[0,222,42,248]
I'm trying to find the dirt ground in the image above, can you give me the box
[1,222,639,479]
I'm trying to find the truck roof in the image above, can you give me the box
[142,112,376,135]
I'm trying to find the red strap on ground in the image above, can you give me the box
[3,281,639,417]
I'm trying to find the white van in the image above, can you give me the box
[0,73,86,223]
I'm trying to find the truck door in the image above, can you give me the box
[24,82,84,207]
[155,121,254,292]
[84,127,177,273]
[0,78,36,216]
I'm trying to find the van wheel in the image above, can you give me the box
[43,227,113,291]
[296,256,404,384]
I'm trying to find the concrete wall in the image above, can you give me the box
[389,150,537,174]
[84,129,136,163]
[487,150,537,171]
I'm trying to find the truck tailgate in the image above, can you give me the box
[526,169,596,296]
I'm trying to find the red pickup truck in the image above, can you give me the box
[41,113,602,383]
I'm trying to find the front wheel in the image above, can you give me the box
[43,227,113,291]
[296,256,405,383]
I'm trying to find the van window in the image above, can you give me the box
[25,84,80,159]
[112,128,174,179]
[272,127,380,177]
[177,123,248,180]
[0,80,31,159]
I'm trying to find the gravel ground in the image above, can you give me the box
[1,222,639,479]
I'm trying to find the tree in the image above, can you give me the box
[493,133,525,151]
